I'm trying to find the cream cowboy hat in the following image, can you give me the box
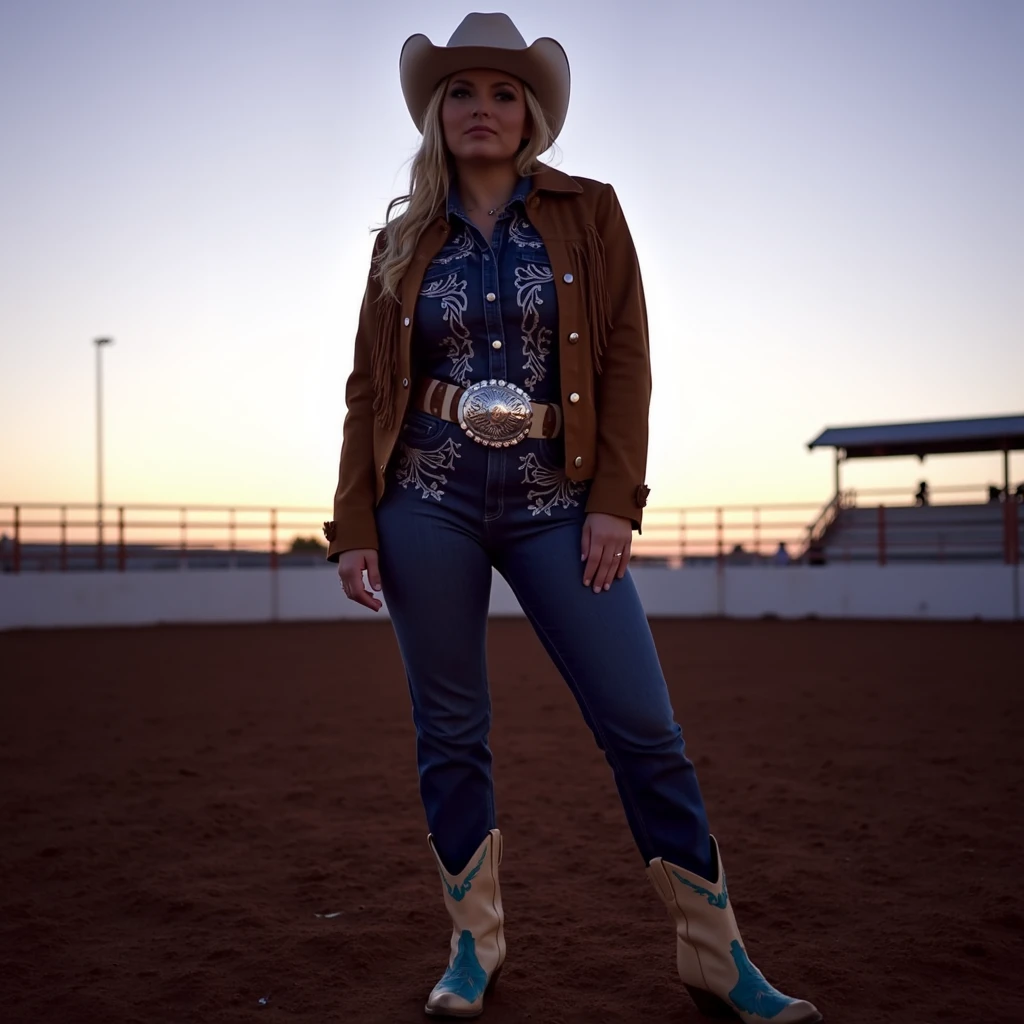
[400,12,571,139]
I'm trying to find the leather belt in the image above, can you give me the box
[413,377,563,447]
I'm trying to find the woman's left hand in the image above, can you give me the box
[581,512,633,593]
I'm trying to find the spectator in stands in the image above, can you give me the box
[914,480,930,506]
[988,484,1004,504]
[773,541,790,566]
[1015,483,1024,503]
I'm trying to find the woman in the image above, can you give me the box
[324,13,821,1023]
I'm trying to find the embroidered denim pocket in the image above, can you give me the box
[421,231,475,285]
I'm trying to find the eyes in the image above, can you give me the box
[449,87,517,103]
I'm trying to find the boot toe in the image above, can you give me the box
[424,989,482,1018]
[774,998,822,1024]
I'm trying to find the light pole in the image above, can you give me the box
[94,336,113,569]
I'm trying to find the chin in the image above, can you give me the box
[456,139,512,161]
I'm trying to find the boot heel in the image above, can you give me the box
[685,985,737,1019]
[487,964,503,992]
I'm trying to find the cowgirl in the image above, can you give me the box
[325,13,821,1023]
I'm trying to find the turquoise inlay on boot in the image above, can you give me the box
[441,848,487,902]
[426,830,506,1018]
[672,868,730,909]
[648,837,821,1023]
[727,939,796,1019]
[434,930,488,1003]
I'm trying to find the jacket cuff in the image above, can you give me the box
[322,513,379,563]
[585,481,651,533]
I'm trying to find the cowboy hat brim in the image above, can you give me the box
[400,34,570,141]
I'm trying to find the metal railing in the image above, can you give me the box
[630,501,827,565]
[0,486,1019,573]
[0,502,325,574]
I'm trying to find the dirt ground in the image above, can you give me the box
[1,618,1021,1024]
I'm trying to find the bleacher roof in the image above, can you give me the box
[807,413,1024,459]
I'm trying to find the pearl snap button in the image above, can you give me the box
[486,292,496,302]
[569,392,580,404]
[483,253,491,261]
[568,332,579,342]
[403,317,410,327]
[563,273,574,284]
[402,378,409,388]
[574,456,583,468]
[492,340,502,350]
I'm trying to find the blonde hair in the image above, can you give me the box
[374,78,556,300]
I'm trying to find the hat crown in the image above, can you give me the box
[446,12,528,51]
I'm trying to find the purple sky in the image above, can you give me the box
[1,0,1021,515]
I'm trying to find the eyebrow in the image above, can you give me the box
[450,78,520,91]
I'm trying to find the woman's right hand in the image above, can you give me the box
[337,549,383,612]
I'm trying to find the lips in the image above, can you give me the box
[466,126,496,137]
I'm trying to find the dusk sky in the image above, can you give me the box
[2,0,1021,522]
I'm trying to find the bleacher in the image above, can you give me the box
[820,502,1022,563]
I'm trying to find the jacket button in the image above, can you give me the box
[563,273,574,284]
[380,464,385,472]
[574,456,583,468]
[568,332,579,343]
[568,392,580,404]
[403,317,410,327]
[402,378,409,388]
[486,292,496,302]
[492,340,502,350]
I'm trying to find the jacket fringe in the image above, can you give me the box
[571,224,612,375]
[370,293,399,429]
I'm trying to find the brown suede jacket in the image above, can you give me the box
[324,166,652,563]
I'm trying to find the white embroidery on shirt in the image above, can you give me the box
[419,273,474,387]
[515,263,554,391]
[430,232,474,265]
[510,215,544,250]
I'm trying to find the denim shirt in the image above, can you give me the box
[412,175,561,406]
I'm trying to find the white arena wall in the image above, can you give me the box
[0,563,1019,630]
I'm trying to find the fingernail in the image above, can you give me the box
[603,583,610,591]
[583,578,590,586]
[593,585,601,594]
[372,583,381,592]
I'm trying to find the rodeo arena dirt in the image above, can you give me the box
[1,617,1021,1024]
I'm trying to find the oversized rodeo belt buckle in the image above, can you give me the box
[457,379,533,448]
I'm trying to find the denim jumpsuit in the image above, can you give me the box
[375,176,713,878]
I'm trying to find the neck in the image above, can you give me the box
[453,159,520,213]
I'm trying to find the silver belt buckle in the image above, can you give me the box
[457,379,533,448]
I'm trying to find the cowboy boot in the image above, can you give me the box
[647,836,822,1023]
[424,829,506,1018]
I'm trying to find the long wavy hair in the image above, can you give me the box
[374,77,556,301]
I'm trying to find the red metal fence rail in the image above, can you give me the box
[0,483,1020,573]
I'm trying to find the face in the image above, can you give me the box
[441,69,530,163]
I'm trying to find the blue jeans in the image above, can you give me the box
[375,411,712,878]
